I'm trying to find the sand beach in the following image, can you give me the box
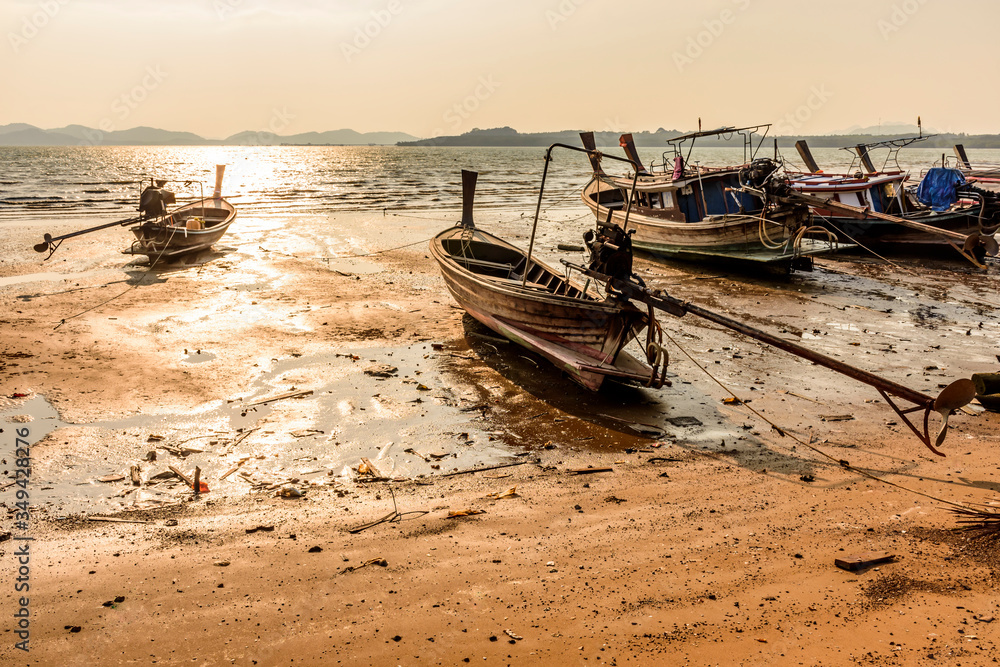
[1,200,999,665]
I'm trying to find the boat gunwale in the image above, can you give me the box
[430,226,635,316]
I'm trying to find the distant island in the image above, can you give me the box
[398,126,683,148]
[0,123,419,146]
[401,126,1000,149]
[3,122,1000,149]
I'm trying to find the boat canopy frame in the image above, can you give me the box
[523,143,642,288]
[841,134,934,175]
[657,124,772,174]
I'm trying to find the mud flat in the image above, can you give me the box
[2,208,999,665]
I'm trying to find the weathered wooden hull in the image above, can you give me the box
[785,170,995,250]
[126,197,236,257]
[582,178,840,265]
[430,225,653,390]
[810,209,991,248]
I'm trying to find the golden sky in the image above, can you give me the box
[2,0,996,138]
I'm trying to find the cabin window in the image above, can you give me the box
[837,192,862,208]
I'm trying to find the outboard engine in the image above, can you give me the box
[585,212,644,286]
[738,158,782,191]
[139,179,176,219]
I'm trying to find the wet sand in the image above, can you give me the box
[2,207,1000,665]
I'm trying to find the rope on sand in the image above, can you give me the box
[54,227,179,330]
[663,328,984,514]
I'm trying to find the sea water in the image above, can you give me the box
[3,144,999,222]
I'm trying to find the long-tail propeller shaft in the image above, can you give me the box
[563,260,977,455]
[33,215,142,260]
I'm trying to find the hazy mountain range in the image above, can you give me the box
[0,123,419,146]
[401,125,1000,149]
[2,122,997,148]
[836,122,934,136]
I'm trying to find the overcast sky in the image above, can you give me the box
[2,0,996,138]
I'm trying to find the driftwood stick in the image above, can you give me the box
[441,460,535,478]
[168,465,194,488]
[348,511,397,534]
[219,459,248,481]
[360,457,381,478]
[566,467,614,475]
[222,427,259,455]
[245,389,313,408]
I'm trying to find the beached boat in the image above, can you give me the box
[125,165,236,257]
[431,169,665,391]
[788,138,1000,251]
[33,165,236,261]
[579,126,845,271]
[431,145,977,455]
[951,143,1000,188]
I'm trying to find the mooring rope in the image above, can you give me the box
[54,225,180,330]
[810,211,919,276]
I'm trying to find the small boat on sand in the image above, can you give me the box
[125,165,235,258]
[33,165,236,261]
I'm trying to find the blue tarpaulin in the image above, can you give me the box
[916,168,966,212]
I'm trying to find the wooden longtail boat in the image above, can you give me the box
[580,126,845,271]
[789,138,1000,253]
[125,165,236,258]
[33,165,236,261]
[431,169,664,391]
[786,136,1000,267]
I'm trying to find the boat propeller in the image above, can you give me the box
[931,378,978,449]
[33,234,55,254]
[963,230,999,262]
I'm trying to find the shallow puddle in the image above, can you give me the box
[0,270,96,288]
[0,344,512,516]
[1,331,764,518]
[181,349,217,364]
